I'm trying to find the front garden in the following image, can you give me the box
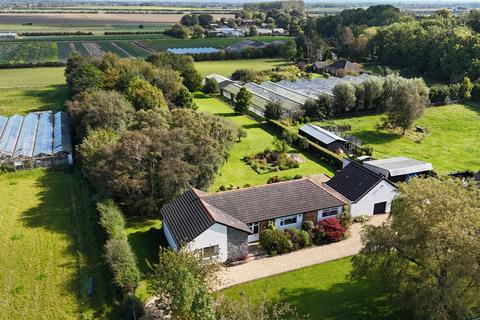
[260,214,352,256]
[243,138,301,174]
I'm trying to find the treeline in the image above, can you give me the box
[300,5,480,82]
[19,31,94,36]
[67,52,236,217]
[0,61,65,69]
[103,30,165,35]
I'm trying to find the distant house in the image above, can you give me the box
[161,178,346,262]
[312,61,329,73]
[205,74,229,84]
[272,28,286,35]
[0,32,17,40]
[316,59,362,77]
[363,157,433,182]
[241,19,256,26]
[299,124,346,153]
[325,161,397,217]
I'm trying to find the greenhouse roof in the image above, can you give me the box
[167,47,219,55]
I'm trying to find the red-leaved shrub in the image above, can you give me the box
[319,217,347,242]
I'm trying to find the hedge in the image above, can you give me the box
[0,61,66,69]
[268,119,344,169]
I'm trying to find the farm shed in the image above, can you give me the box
[363,157,433,182]
[0,111,72,170]
[325,161,397,217]
[299,124,346,153]
[167,47,219,54]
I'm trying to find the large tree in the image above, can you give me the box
[234,87,252,114]
[333,82,357,113]
[126,76,167,111]
[385,76,429,134]
[351,178,480,320]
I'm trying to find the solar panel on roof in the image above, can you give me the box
[33,112,53,157]
[0,115,24,156]
[53,112,72,154]
[14,113,38,157]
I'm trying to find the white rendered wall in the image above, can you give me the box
[191,223,228,262]
[163,222,178,251]
[275,214,303,231]
[350,180,397,217]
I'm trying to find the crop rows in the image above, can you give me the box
[0,42,57,64]
[115,41,151,58]
[140,36,291,50]
[97,42,129,58]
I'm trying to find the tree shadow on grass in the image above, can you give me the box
[21,170,115,318]
[22,84,69,113]
[463,101,480,114]
[128,227,167,275]
[216,112,238,118]
[353,130,402,145]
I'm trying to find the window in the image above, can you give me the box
[279,215,297,226]
[200,245,219,259]
[248,222,259,234]
[321,208,339,218]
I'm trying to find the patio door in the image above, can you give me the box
[248,222,260,242]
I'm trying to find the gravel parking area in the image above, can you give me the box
[216,214,388,290]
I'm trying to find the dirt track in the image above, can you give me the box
[0,13,234,25]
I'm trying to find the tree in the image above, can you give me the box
[302,95,334,120]
[234,87,252,114]
[249,25,258,36]
[237,127,247,142]
[126,76,167,111]
[165,23,190,39]
[198,14,214,27]
[151,66,183,104]
[202,78,220,95]
[77,128,119,173]
[283,40,297,61]
[67,63,105,95]
[192,25,205,39]
[180,14,198,27]
[66,90,135,142]
[362,76,384,110]
[459,76,473,100]
[175,86,198,110]
[264,100,283,120]
[333,83,357,113]
[385,77,429,134]
[471,83,480,102]
[151,248,217,320]
[351,178,480,320]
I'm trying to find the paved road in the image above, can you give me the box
[216,214,388,290]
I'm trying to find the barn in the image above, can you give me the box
[0,111,73,170]
[298,124,346,152]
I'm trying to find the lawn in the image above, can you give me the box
[195,58,290,77]
[0,169,112,319]
[0,67,67,116]
[221,257,401,320]
[194,93,335,191]
[302,104,480,173]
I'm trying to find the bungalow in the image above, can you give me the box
[316,59,362,77]
[299,124,346,153]
[161,178,346,262]
[363,157,433,182]
[325,161,397,217]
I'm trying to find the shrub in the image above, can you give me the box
[110,295,145,320]
[302,220,314,232]
[353,215,372,223]
[338,210,352,228]
[298,230,311,248]
[259,229,293,255]
[97,199,126,240]
[319,218,347,242]
[104,238,141,294]
[202,77,220,95]
[311,226,326,245]
[284,228,302,250]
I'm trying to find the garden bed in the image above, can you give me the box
[243,146,300,174]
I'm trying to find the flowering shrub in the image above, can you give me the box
[260,229,293,256]
[319,217,347,242]
[284,229,311,250]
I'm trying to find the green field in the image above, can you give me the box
[0,67,67,116]
[195,58,289,77]
[0,23,172,33]
[221,257,403,320]
[300,104,480,173]
[194,93,335,190]
[0,170,112,319]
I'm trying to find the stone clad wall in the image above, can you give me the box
[227,227,248,262]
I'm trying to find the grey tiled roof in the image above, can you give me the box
[161,189,251,247]
[202,178,346,224]
[326,161,394,202]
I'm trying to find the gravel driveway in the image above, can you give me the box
[216,214,388,290]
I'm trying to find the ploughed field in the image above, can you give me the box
[0,36,292,63]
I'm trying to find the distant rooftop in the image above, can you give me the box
[167,47,219,55]
[363,157,433,177]
[299,124,346,146]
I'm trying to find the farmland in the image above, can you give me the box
[0,169,112,319]
[0,67,66,116]
[297,104,480,173]
[194,93,335,191]
[0,36,292,63]
[195,58,290,77]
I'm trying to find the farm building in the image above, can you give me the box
[0,111,72,170]
[314,59,363,76]
[0,32,17,40]
[162,178,346,262]
[363,157,433,182]
[167,47,219,55]
[298,124,346,153]
[325,161,397,217]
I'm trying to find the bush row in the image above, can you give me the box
[97,199,140,295]
[0,61,66,69]
[190,43,287,61]
[19,31,94,36]
[268,119,344,169]
[259,217,350,256]
[104,31,165,35]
